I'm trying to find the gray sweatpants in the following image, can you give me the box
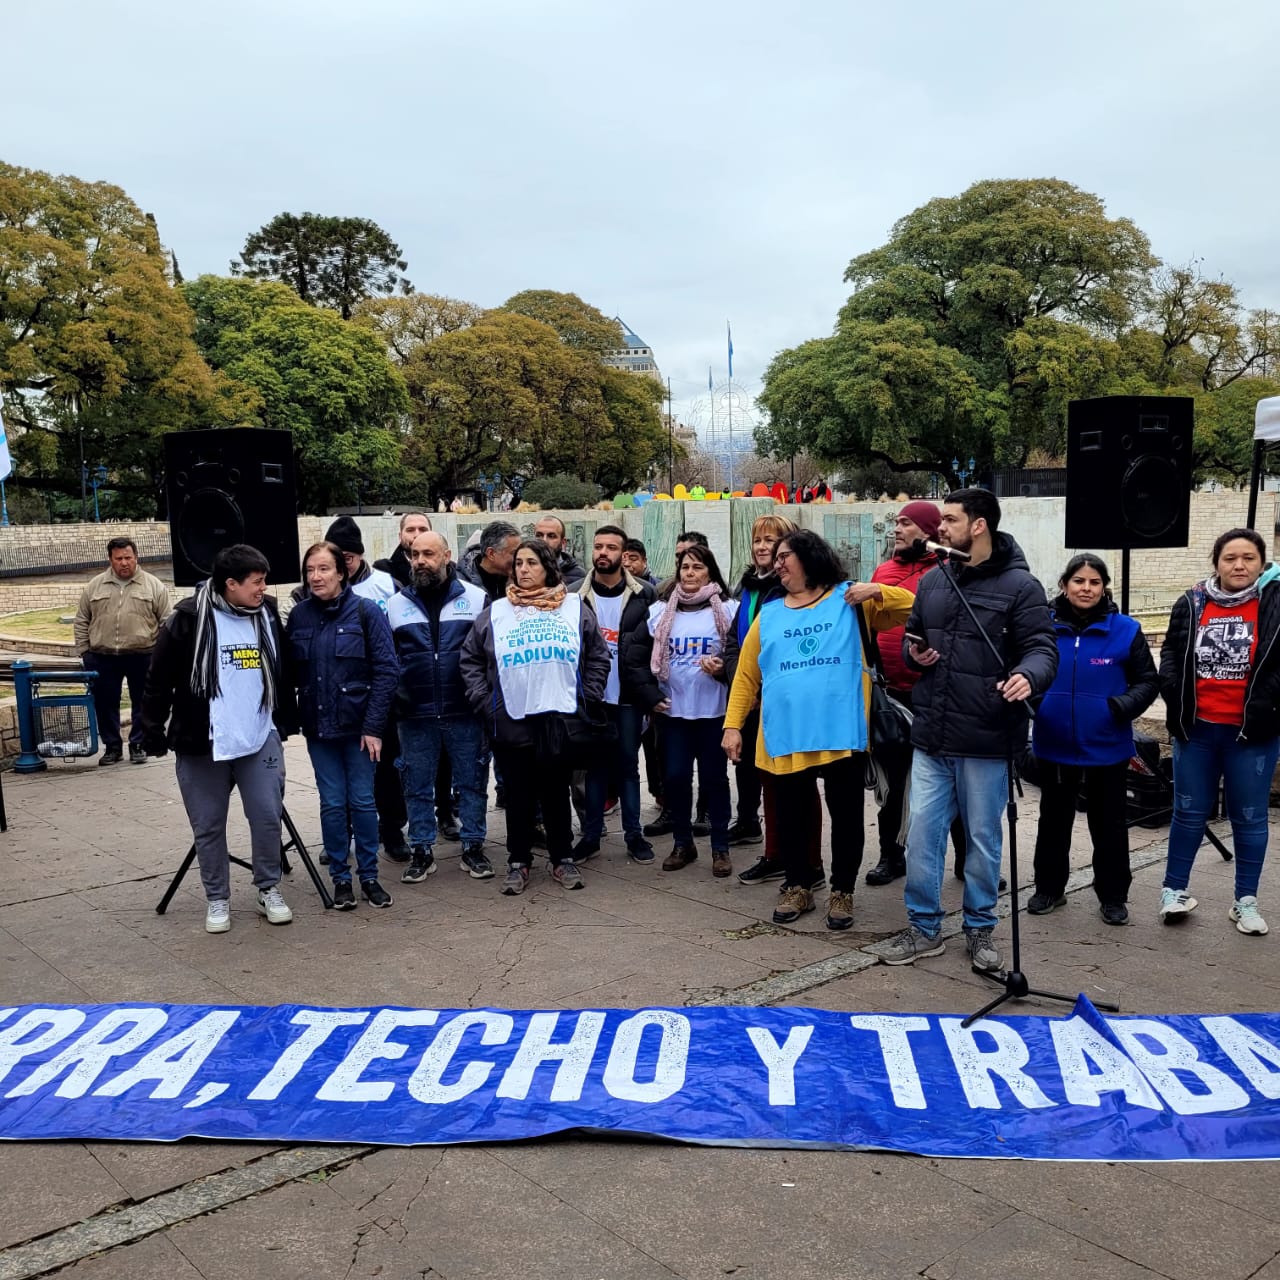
[174,731,285,901]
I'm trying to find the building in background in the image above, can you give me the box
[607,319,664,384]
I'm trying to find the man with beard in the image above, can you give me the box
[375,512,432,587]
[386,532,492,885]
[574,524,658,862]
[533,515,586,588]
[880,489,1057,973]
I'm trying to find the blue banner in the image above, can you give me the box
[2,997,1280,1158]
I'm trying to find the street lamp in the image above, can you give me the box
[82,464,108,522]
[476,472,501,512]
[952,456,976,487]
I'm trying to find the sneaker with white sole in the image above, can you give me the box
[204,898,231,933]
[878,925,945,966]
[1230,896,1269,936]
[255,885,293,925]
[1160,887,1197,923]
[965,927,1002,973]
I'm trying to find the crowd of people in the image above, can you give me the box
[71,494,1277,959]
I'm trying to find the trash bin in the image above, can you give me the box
[13,660,100,773]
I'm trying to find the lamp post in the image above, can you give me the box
[952,456,975,488]
[476,472,500,512]
[82,464,108,522]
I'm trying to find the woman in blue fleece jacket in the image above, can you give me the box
[1029,553,1158,926]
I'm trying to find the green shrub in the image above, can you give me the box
[521,473,601,510]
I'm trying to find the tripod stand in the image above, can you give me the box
[921,548,1120,1027]
[155,802,334,914]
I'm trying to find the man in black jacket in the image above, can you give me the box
[879,489,1058,973]
[574,524,658,862]
[140,544,300,935]
[374,512,432,588]
[534,515,587,588]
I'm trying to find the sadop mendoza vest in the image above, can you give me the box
[758,584,866,757]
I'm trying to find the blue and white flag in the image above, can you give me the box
[727,322,734,380]
[0,406,11,481]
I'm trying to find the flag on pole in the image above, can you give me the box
[708,365,713,393]
[0,407,11,481]
[727,322,734,380]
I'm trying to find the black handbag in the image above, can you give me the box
[558,675,618,768]
[854,602,914,756]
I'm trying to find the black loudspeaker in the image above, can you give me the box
[163,429,300,586]
[1065,396,1193,549]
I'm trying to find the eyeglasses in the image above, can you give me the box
[774,550,795,563]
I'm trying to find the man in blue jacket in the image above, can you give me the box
[386,531,492,885]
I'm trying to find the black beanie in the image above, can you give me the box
[325,515,364,555]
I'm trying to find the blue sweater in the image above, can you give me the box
[286,587,398,741]
[386,571,488,719]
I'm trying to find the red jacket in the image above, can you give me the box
[870,555,936,690]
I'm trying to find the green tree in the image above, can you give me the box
[498,290,625,357]
[0,162,244,516]
[231,213,411,319]
[183,275,408,511]
[352,292,483,363]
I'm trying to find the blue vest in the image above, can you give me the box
[758,585,867,757]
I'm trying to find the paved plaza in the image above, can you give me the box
[1,744,1278,1279]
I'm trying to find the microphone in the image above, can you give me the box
[913,538,972,562]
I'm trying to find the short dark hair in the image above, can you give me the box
[513,537,562,587]
[594,524,627,545]
[106,537,137,557]
[398,511,431,531]
[302,541,350,586]
[676,530,709,547]
[1059,552,1111,591]
[1211,527,1267,568]
[660,543,729,599]
[480,521,520,557]
[777,529,846,591]
[534,514,566,535]
[212,544,270,594]
[944,487,1001,533]
[624,538,647,558]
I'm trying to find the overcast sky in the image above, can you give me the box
[6,0,1279,435]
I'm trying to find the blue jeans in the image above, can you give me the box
[905,752,1007,936]
[583,703,643,842]
[664,717,731,851]
[86,650,151,748]
[1166,720,1280,899]
[306,735,378,884]
[398,717,487,847]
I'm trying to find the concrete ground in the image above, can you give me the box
[1,742,1278,1280]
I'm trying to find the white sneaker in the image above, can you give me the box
[1160,887,1197,923]
[204,898,231,934]
[255,885,293,925]
[1230,896,1269,936]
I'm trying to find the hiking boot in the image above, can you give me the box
[361,880,393,908]
[711,850,732,878]
[643,811,674,837]
[99,745,123,766]
[626,836,655,863]
[460,844,494,879]
[1230,896,1269,936]
[826,890,855,931]
[204,898,231,934]
[1160,887,1197,923]
[738,856,785,885]
[965,928,1002,973]
[552,861,585,890]
[726,821,763,846]
[381,830,410,862]
[255,886,293,925]
[1027,891,1067,915]
[864,856,905,886]
[772,886,815,924]
[501,864,530,895]
[663,844,698,871]
[572,838,601,863]
[332,881,356,911]
[401,846,437,883]
[1100,902,1129,925]
[437,816,461,842]
[129,744,147,765]
[878,926,945,966]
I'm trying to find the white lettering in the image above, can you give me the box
[1202,1017,1280,1099]
[8,1009,169,1099]
[602,1011,690,1103]
[497,1012,605,1102]
[248,1010,370,1101]
[940,1018,1054,1110]
[746,1025,814,1107]
[0,1009,86,1089]
[1109,1019,1249,1115]
[847,1016,931,1109]
[95,1011,241,1100]
[315,1010,439,1103]
[409,1011,514,1104]
[1048,1016,1162,1110]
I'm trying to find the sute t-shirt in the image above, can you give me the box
[647,599,739,720]
[591,589,625,705]
[209,612,274,761]
[1194,597,1259,726]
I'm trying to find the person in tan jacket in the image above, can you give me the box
[74,537,171,765]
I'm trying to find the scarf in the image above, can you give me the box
[1202,575,1261,609]
[190,579,279,711]
[505,581,567,611]
[650,582,730,682]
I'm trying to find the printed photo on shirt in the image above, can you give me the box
[1195,613,1254,682]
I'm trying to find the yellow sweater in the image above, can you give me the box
[724,584,914,775]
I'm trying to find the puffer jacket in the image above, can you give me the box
[286,587,398,740]
[459,598,610,747]
[870,553,934,691]
[1159,564,1280,743]
[1032,598,1158,767]
[904,533,1058,758]
[456,545,509,604]
[386,569,489,720]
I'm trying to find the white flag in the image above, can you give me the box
[0,406,10,481]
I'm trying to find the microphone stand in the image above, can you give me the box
[922,546,1120,1027]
